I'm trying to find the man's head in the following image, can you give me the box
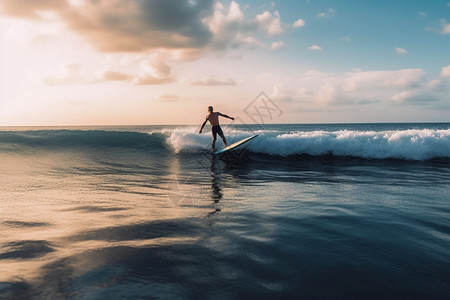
[208,106,213,112]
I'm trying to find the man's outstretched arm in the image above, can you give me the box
[199,119,207,134]
[218,112,235,120]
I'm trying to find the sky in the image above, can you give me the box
[0,0,449,126]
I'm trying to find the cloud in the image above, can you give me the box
[133,58,175,85]
[190,77,236,86]
[292,18,305,28]
[392,91,437,104]
[418,11,427,17]
[66,0,215,52]
[425,19,450,35]
[96,69,132,82]
[396,47,408,55]
[308,45,322,51]
[1,0,289,59]
[207,1,287,50]
[317,8,335,18]
[0,0,67,19]
[208,1,257,49]
[392,91,413,102]
[42,63,93,86]
[440,65,450,77]
[228,54,243,60]
[254,10,284,36]
[43,55,176,86]
[343,69,424,89]
[1,0,215,53]
[43,63,137,85]
[270,40,284,50]
[427,79,446,90]
[341,36,351,42]
[267,68,431,109]
[439,19,450,34]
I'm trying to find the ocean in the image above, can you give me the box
[0,123,449,299]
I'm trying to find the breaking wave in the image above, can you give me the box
[169,128,450,160]
[1,127,449,160]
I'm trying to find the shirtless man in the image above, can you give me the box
[199,106,235,151]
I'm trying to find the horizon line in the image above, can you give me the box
[1,121,449,128]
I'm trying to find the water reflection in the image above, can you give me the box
[210,160,223,204]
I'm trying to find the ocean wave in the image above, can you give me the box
[1,128,449,160]
[0,130,169,151]
[169,129,450,160]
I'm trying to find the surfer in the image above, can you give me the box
[199,106,234,151]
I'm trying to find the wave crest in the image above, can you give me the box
[169,129,450,160]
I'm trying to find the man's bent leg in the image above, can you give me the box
[212,137,216,151]
[212,130,217,151]
[219,133,227,147]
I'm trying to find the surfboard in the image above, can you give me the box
[214,134,259,156]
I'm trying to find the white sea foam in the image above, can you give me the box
[168,128,450,160]
[167,127,271,153]
[168,128,213,152]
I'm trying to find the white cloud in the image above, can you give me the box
[208,1,248,49]
[207,1,286,51]
[292,18,305,28]
[96,69,132,81]
[42,56,175,86]
[427,79,444,89]
[391,91,436,104]
[396,47,408,55]
[427,80,440,87]
[425,19,450,35]
[266,68,430,109]
[133,58,175,85]
[190,77,236,86]
[317,8,335,18]
[341,36,351,42]
[270,40,284,50]
[440,65,450,77]
[439,19,450,34]
[343,69,424,89]
[418,11,427,17]
[392,91,413,102]
[255,10,284,36]
[120,54,144,66]
[308,45,322,51]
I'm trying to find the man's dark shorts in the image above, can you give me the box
[211,125,224,140]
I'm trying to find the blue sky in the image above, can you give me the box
[242,0,449,71]
[0,0,449,125]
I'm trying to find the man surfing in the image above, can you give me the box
[199,106,234,151]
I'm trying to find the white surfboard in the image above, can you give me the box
[214,134,259,156]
